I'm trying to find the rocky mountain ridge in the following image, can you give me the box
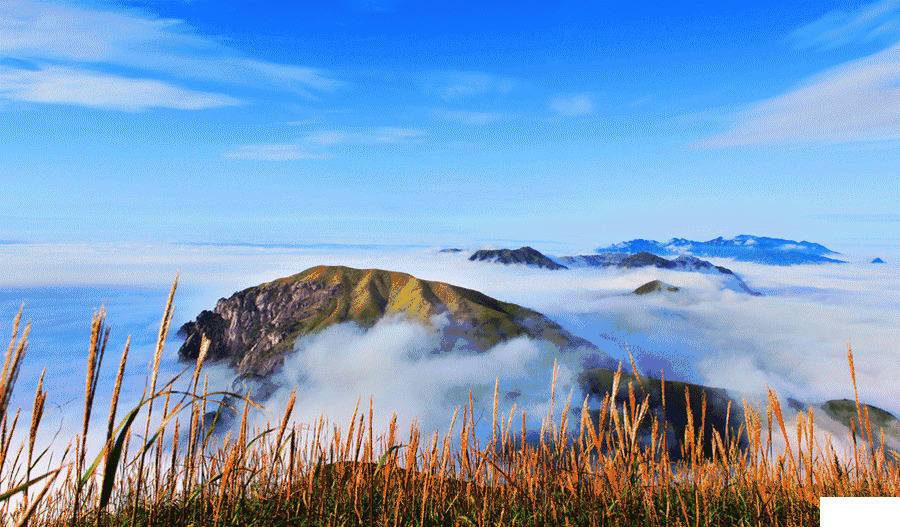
[564,251,762,296]
[178,265,604,377]
[468,246,567,269]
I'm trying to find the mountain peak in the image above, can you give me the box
[468,246,567,269]
[178,265,596,376]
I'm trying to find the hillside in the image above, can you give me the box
[178,265,599,376]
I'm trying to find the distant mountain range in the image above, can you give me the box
[562,251,763,296]
[464,246,762,295]
[595,235,846,265]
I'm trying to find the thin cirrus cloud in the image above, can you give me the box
[789,0,900,50]
[224,127,425,160]
[696,41,900,148]
[430,109,510,125]
[425,71,517,101]
[0,65,242,111]
[223,144,328,161]
[550,93,594,117]
[0,0,343,107]
[305,127,425,146]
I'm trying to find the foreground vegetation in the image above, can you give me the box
[1,279,898,526]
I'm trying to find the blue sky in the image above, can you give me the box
[2,0,899,249]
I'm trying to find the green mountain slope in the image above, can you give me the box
[178,265,601,376]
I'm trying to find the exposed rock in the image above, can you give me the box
[178,265,600,377]
[469,246,567,270]
[618,252,675,269]
[872,257,886,264]
[557,253,629,266]
[633,280,680,295]
[439,248,463,253]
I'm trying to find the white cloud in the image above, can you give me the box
[304,127,424,146]
[430,109,510,125]
[550,93,594,117]
[224,127,424,160]
[222,144,328,161]
[0,65,242,111]
[4,242,900,469]
[790,0,900,49]
[249,318,575,454]
[426,71,517,101]
[0,0,342,99]
[697,42,900,147]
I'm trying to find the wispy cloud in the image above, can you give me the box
[425,71,516,101]
[0,0,343,109]
[790,0,900,49]
[222,144,328,161]
[430,109,510,125]
[224,127,424,160]
[305,127,424,145]
[696,42,900,147]
[550,93,594,117]
[808,213,900,223]
[0,65,241,111]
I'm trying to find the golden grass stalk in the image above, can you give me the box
[2,282,900,526]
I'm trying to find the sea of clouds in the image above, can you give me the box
[1,240,898,481]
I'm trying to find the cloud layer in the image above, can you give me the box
[3,242,898,471]
[698,42,900,147]
[223,127,425,160]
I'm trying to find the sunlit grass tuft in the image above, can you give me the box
[0,279,897,526]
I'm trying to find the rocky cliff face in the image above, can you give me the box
[178,265,604,377]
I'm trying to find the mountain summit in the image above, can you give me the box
[177,265,601,376]
[469,246,567,269]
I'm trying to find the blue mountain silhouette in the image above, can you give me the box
[596,235,845,266]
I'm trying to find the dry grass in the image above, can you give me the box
[0,279,897,526]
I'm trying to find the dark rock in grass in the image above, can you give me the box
[820,399,900,439]
[578,368,750,463]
